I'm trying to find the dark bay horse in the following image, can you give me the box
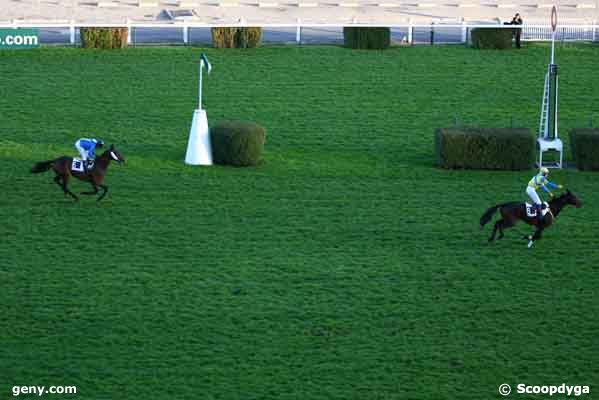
[480,190,582,248]
[31,145,125,202]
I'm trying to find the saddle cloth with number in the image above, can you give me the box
[71,158,94,173]
[525,202,550,218]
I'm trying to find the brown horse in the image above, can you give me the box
[480,190,582,248]
[31,144,125,202]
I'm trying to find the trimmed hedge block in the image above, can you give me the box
[211,27,262,48]
[435,128,534,170]
[471,28,513,49]
[211,121,266,166]
[569,128,599,170]
[343,27,390,49]
[80,27,128,49]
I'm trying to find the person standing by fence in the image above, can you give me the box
[510,13,523,48]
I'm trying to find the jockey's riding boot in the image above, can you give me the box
[82,160,88,173]
[536,205,543,225]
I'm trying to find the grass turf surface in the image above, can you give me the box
[1,44,598,399]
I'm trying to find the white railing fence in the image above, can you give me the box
[0,20,597,45]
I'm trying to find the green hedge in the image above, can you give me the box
[471,28,513,49]
[80,27,128,49]
[343,27,390,50]
[435,127,534,170]
[211,27,262,48]
[569,128,599,170]
[211,121,266,166]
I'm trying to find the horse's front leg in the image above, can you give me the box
[527,227,544,248]
[97,184,109,202]
[81,182,99,195]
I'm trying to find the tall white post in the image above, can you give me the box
[69,20,75,45]
[538,5,563,169]
[126,18,132,45]
[185,54,213,166]
[296,18,301,44]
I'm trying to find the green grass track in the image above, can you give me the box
[1,44,598,399]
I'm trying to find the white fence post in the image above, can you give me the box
[183,23,189,45]
[408,19,413,44]
[69,19,75,45]
[126,18,132,45]
[12,19,17,29]
[461,19,466,43]
[296,18,301,44]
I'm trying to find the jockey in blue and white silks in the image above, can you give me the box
[526,167,562,221]
[75,138,104,171]
[75,138,104,161]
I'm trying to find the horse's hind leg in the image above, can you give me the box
[60,175,78,201]
[497,218,515,240]
[496,220,505,240]
[97,184,108,202]
[53,175,63,191]
[489,220,500,242]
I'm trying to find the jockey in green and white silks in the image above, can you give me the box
[526,167,562,221]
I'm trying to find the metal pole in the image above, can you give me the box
[296,18,301,44]
[554,75,559,139]
[199,60,203,110]
[551,31,555,64]
[548,63,558,140]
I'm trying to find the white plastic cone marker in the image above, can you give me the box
[185,109,212,165]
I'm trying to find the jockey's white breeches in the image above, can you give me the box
[75,141,89,161]
[526,186,542,206]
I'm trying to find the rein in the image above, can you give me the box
[548,194,571,220]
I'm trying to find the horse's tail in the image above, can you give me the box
[31,160,54,174]
[480,204,503,228]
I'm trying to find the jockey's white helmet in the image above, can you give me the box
[540,167,549,175]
